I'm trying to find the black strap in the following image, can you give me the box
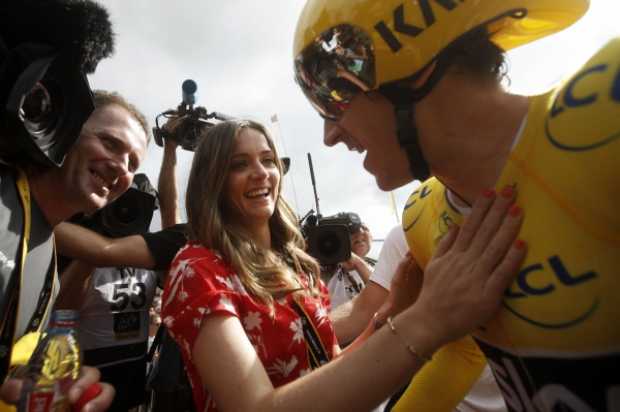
[395,105,431,181]
[25,251,56,331]
[343,268,363,293]
[291,298,330,369]
[147,324,166,363]
[0,288,19,379]
[378,54,453,182]
[84,341,148,366]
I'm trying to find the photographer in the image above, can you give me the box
[0,2,149,409]
[0,89,148,409]
[54,174,161,411]
[324,213,374,310]
[53,116,198,273]
[330,225,409,345]
[55,127,196,412]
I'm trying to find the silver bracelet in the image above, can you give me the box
[386,316,432,363]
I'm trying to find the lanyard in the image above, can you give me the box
[291,296,330,369]
[0,169,56,380]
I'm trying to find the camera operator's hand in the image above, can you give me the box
[341,253,372,283]
[163,136,179,151]
[159,117,182,228]
[374,253,423,325]
[161,114,188,136]
[340,253,359,271]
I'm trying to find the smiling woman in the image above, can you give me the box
[224,126,281,235]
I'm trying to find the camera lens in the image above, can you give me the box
[317,232,341,256]
[113,204,140,225]
[19,80,62,144]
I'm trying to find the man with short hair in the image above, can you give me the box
[55,173,160,411]
[0,91,148,408]
[0,2,149,410]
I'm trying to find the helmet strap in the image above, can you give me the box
[378,56,451,181]
[395,104,430,181]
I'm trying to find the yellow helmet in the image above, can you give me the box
[293,0,589,120]
[293,0,589,90]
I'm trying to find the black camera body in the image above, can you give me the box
[153,79,229,152]
[152,105,214,152]
[301,212,361,265]
[72,173,158,238]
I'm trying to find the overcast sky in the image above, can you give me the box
[88,0,618,256]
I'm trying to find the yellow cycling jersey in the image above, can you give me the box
[399,38,620,412]
[395,177,487,412]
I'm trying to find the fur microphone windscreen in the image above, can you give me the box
[0,0,115,73]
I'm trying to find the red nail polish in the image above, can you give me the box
[514,239,526,250]
[482,188,495,198]
[501,186,514,198]
[73,383,102,412]
[509,204,522,217]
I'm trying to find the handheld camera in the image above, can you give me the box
[152,79,233,151]
[72,173,159,238]
[299,153,353,265]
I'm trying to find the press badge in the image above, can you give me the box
[113,311,141,339]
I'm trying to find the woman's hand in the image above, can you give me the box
[414,187,525,348]
[375,253,423,323]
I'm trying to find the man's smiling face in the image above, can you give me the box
[55,103,147,214]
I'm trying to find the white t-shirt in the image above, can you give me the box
[369,225,408,291]
[327,267,365,310]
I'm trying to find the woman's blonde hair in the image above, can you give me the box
[185,119,321,307]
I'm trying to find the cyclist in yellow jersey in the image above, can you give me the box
[399,39,620,411]
[293,0,619,410]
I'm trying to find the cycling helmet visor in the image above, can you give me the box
[294,24,376,121]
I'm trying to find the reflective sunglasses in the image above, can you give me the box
[294,24,376,121]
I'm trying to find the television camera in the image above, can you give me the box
[301,210,363,266]
[0,0,114,167]
[299,153,358,265]
[152,79,233,151]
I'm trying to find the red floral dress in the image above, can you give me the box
[161,242,338,412]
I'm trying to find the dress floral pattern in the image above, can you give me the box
[161,242,338,412]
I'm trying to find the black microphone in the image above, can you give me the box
[182,79,197,107]
[0,0,115,167]
[0,0,115,74]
